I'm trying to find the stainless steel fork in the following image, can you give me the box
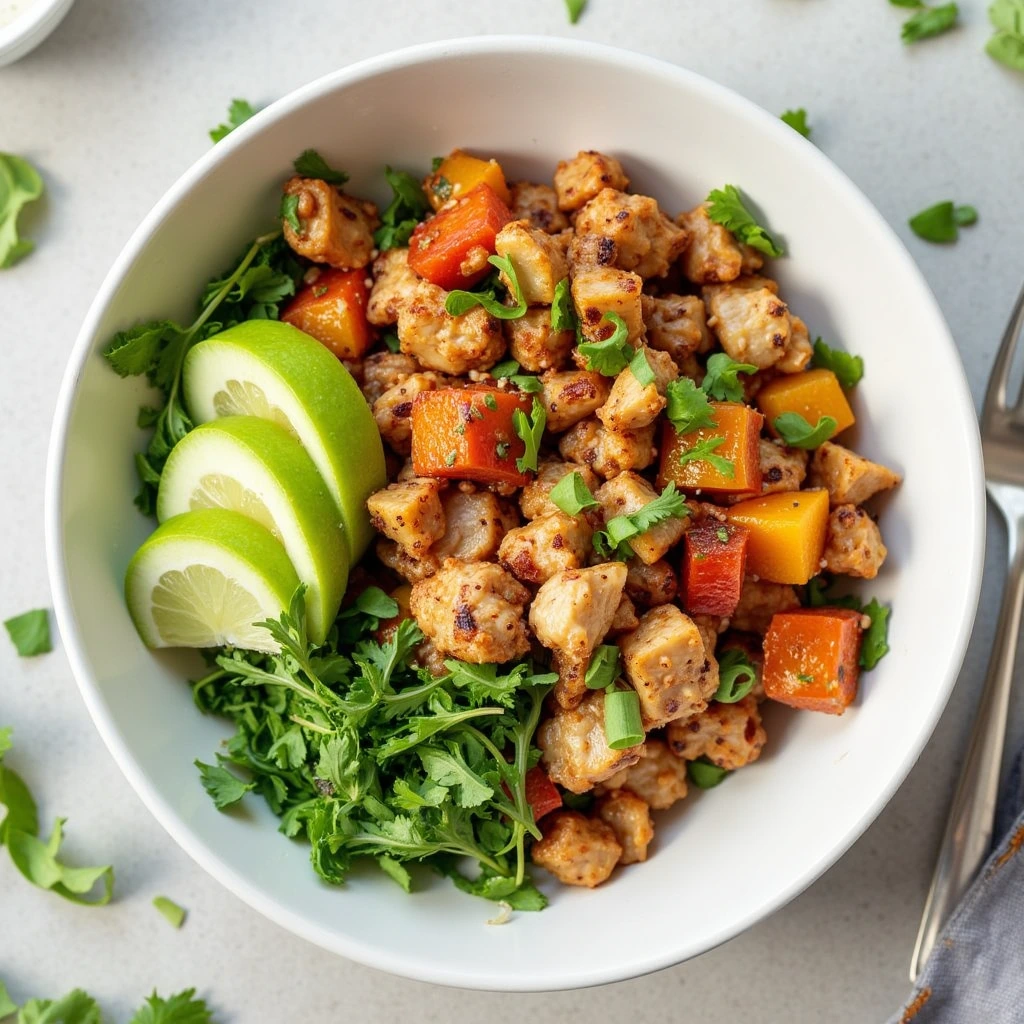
[910,285,1024,981]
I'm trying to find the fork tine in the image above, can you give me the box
[984,281,1024,417]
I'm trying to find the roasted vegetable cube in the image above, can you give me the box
[757,369,855,439]
[682,522,749,616]
[281,268,373,360]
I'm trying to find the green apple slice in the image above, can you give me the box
[125,509,300,653]
[156,416,347,644]
[183,320,385,561]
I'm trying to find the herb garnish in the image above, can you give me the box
[0,984,216,1024]
[705,184,783,258]
[593,482,690,560]
[209,99,258,143]
[446,255,527,319]
[0,153,44,269]
[714,649,758,703]
[987,0,1024,71]
[577,312,633,375]
[665,378,717,435]
[687,756,728,789]
[804,576,892,669]
[3,609,51,657]
[676,436,735,477]
[908,201,978,243]
[897,1,959,43]
[153,895,187,929]
[512,397,546,473]
[585,645,621,690]
[565,0,587,23]
[773,412,837,449]
[374,166,431,251]
[489,359,543,393]
[629,348,656,387]
[811,338,864,388]
[780,109,811,138]
[701,353,758,402]
[551,278,578,332]
[293,149,350,185]
[549,471,600,516]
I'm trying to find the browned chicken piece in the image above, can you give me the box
[494,220,569,305]
[666,696,766,771]
[808,441,902,506]
[397,280,505,374]
[282,177,379,270]
[567,232,619,278]
[703,278,792,370]
[595,472,688,565]
[625,558,678,608]
[505,310,575,373]
[776,314,813,374]
[597,347,679,432]
[519,458,601,520]
[362,352,419,406]
[558,419,656,480]
[608,594,640,636]
[571,266,645,345]
[366,479,445,554]
[717,632,766,701]
[641,294,713,369]
[540,371,612,433]
[373,371,446,455]
[730,577,800,634]
[432,489,510,562]
[538,690,644,793]
[409,559,530,664]
[375,538,440,584]
[531,811,622,888]
[758,439,808,495]
[598,739,688,810]
[620,604,719,728]
[691,613,724,656]
[366,248,419,326]
[509,181,570,233]
[553,150,630,212]
[575,189,688,279]
[822,504,888,579]
[677,203,759,285]
[498,512,592,585]
[595,790,654,865]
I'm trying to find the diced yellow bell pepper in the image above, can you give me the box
[425,149,511,210]
[756,369,855,439]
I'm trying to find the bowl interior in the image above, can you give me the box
[47,38,984,990]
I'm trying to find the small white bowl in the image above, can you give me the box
[0,0,74,67]
[45,37,985,990]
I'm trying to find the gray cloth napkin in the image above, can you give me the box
[888,750,1024,1023]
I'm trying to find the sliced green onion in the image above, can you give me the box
[603,687,644,749]
[714,649,757,703]
[585,645,620,690]
[687,756,728,789]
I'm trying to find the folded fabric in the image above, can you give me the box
[888,750,1024,1023]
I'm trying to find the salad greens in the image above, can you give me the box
[209,100,258,143]
[4,609,51,657]
[0,153,44,269]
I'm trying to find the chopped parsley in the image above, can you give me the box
[209,98,258,142]
[374,165,431,251]
[898,1,959,43]
[987,0,1024,71]
[700,353,758,403]
[446,254,527,320]
[629,348,656,387]
[0,153,44,269]
[279,193,302,233]
[551,278,578,332]
[4,608,51,657]
[665,378,717,435]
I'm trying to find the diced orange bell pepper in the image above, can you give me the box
[524,766,563,822]
[682,522,749,616]
[763,608,864,714]
[725,489,829,584]
[658,402,763,496]
[424,149,512,211]
[411,385,532,487]
[408,184,513,292]
[757,369,855,440]
[280,268,373,360]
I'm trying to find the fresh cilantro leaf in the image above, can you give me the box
[901,2,958,42]
[551,277,578,332]
[512,396,546,473]
[677,436,735,477]
[6,817,114,905]
[292,149,349,185]
[773,412,837,449]
[714,649,757,703]
[374,165,430,251]
[446,254,527,320]
[437,858,549,910]
[665,377,717,434]
[377,854,413,891]
[14,989,102,1024]
[811,338,864,388]
[594,482,690,560]
[585,645,621,690]
[908,200,978,242]
[351,586,400,621]
[194,760,254,809]
[419,745,494,808]
[0,982,16,1018]
[860,599,891,669]
[3,609,51,657]
[0,153,44,269]
[987,2,1024,69]
[0,736,39,844]
[127,988,215,1024]
[548,470,600,516]
[705,184,783,258]
[279,193,301,233]
[490,359,520,378]
[688,757,729,789]
[153,895,186,928]
[780,108,811,138]
[489,359,544,393]
[565,0,587,23]
[701,352,757,402]
[209,99,257,143]
[629,348,656,387]
[577,312,633,375]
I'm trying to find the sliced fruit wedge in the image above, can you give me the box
[125,508,299,653]
[156,416,347,644]
[182,320,385,561]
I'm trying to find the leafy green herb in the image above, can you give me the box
[446,254,527,319]
[705,184,783,258]
[382,332,401,353]
[279,193,302,233]
[551,278,578,332]
[548,471,599,516]
[677,436,735,477]
[909,200,978,243]
[484,394,498,411]
[804,573,864,611]
[629,348,656,387]
[780,108,811,138]
[773,412,837,449]
[900,2,958,43]
[194,760,254,809]
[3,609,51,657]
[585,646,621,690]
[714,649,757,703]
[577,312,633,375]
[153,895,186,929]
[292,149,349,185]
[431,156,444,173]
[127,988,215,1024]
[811,338,864,388]
[374,165,430,251]
[665,378,717,435]
[489,359,543,393]
[0,983,16,1018]
[0,986,215,1024]
[512,397,546,473]
[603,688,644,749]
[701,352,757,403]
[987,1,1024,70]
[565,0,587,23]
[687,756,728,789]
[209,99,258,143]
[890,0,924,7]
[0,153,44,269]
[593,482,690,560]
[860,598,891,669]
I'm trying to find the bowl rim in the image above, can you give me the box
[44,34,986,991]
[0,0,75,62]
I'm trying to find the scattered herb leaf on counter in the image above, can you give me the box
[705,184,783,258]
[577,312,634,375]
[209,99,258,143]
[549,470,599,516]
[780,108,811,138]
[0,153,44,269]
[374,165,431,251]
[0,985,215,1024]
[153,895,187,929]
[3,608,51,657]
[665,378,717,435]
[677,436,735,477]
[700,353,757,403]
[565,0,587,24]
[909,200,978,243]
[773,412,837,449]
[899,2,959,43]
[292,148,349,185]
[889,0,924,7]
[811,338,864,388]
[593,482,690,560]
[0,983,16,1018]
[987,0,1024,71]
[687,757,729,789]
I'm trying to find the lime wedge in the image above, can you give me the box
[125,509,300,652]
[156,416,347,644]
[183,320,385,560]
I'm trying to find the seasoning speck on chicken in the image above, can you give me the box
[553,150,630,212]
[282,176,379,270]
[598,739,689,810]
[531,810,622,888]
[666,696,767,770]
[822,504,888,579]
[596,790,654,865]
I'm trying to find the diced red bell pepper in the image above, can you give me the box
[682,522,749,616]
[280,268,373,360]
[411,386,532,487]
[524,766,563,822]
[407,183,513,291]
[762,608,864,715]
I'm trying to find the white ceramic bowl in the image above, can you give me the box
[46,37,985,990]
[0,0,74,67]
